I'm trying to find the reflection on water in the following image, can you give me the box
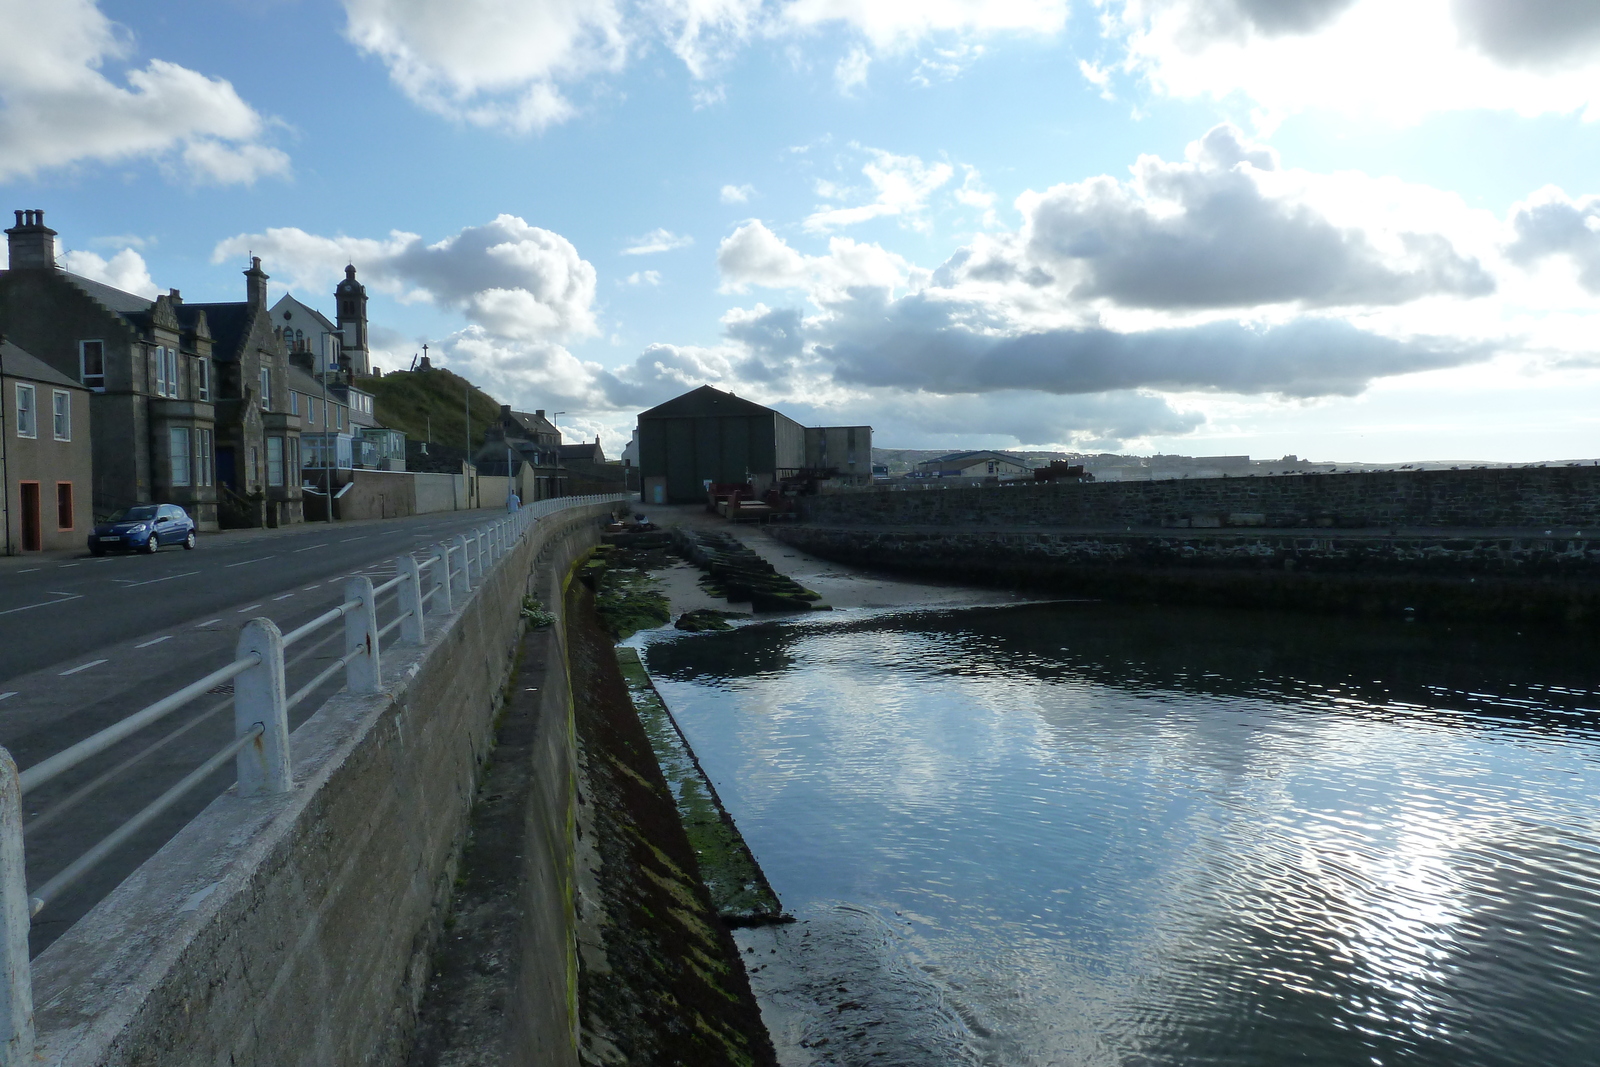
[641,603,1600,1067]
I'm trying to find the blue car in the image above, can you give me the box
[90,504,197,555]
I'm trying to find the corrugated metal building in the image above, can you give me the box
[636,385,805,504]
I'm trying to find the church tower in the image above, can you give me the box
[334,264,370,376]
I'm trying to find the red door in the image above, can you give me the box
[19,481,41,552]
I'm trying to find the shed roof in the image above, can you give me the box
[1,339,83,390]
[638,384,774,420]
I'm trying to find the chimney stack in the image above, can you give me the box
[5,209,57,270]
[535,409,545,418]
[245,256,269,308]
[168,288,182,304]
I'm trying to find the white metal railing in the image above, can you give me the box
[0,493,625,1063]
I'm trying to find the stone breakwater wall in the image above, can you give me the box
[798,466,1600,530]
[769,526,1600,624]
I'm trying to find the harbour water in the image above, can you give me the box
[639,601,1600,1066]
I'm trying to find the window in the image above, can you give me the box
[52,391,70,440]
[288,436,299,476]
[267,436,284,487]
[167,348,180,397]
[249,446,259,486]
[15,384,36,438]
[80,341,105,391]
[307,398,316,426]
[197,359,210,402]
[259,367,271,410]
[289,390,299,416]
[56,483,74,530]
[194,428,214,488]
[170,427,192,487]
[337,405,344,430]
[154,346,167,397]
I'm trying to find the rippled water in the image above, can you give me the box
[640,602,1600,1067]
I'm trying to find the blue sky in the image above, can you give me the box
[5,0,1600,461]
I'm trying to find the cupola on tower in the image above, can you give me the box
[334,264,370,376]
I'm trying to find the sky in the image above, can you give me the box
[4,0,1600,462]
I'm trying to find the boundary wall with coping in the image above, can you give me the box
[799,466,1600,530]
[27,499,619,1066]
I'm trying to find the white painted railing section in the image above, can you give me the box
[0,494,626,1065]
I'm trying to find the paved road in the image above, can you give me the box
[0,508,521,953]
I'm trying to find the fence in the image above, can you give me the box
[0,494,626,1065]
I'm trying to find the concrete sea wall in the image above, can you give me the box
[802,466,1600,530]
[30,501,617,1066]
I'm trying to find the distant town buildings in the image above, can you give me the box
[0,209,590,552]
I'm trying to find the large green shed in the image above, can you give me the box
[636,385,805,504]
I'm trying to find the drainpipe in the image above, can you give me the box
[0,335,10,556]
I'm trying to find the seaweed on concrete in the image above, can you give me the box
[616,648,786,925]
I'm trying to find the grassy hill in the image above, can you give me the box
[366,367,505,455]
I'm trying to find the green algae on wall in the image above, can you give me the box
[616,647,787,926]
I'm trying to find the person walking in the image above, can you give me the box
[507,488,521,513]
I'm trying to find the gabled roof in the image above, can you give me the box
[182,302,253,362]
[559,441,605,463]
[0,339,82,390]
[505,410,557,437]
[61,272,155,318]
[638,384,774,420]
[271,293,337,334]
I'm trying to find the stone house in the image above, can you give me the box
[0,211,222,527]
[181,258,304,526]
[1,338,93,552]
[476,407,566,500]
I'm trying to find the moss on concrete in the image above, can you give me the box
[568,580,777,1067]
[616,648,786,926]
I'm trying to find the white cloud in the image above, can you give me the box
[720,183,755,203]
[625,269,663,285]
[341,0,623,132]
[803,148,954,232]
[835,45,872,94]
[1015,124,1495,310]
[343,0,1070,132]
[717,219,914,295]
[61,248,158,298]
[621,228,694,255]
[215,214,598,342]
[0,0,287,183]
[1099,0,1600,122]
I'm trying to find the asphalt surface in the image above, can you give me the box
[0,507,524,954]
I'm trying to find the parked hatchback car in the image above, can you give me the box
[89,504,197,555]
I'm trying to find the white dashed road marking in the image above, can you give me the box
[196,619,222,628]
[134,635,173,648]
[237,604,263,613]
[126,570,200,588]
[0,594,84,616]
[0,693,16,702]
[59,659,107,676]
[224,556,275,568]
[272,594,294,601]
[293,543,330,553]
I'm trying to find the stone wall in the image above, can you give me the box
[770,524,1600,625]
[799,467,1600,531]
[30,501,620,1066]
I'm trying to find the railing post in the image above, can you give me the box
[344,576,381,694]
[474,531,486,576]
[454,535,472,595]
[430,547,453,615]
[0,748,34,1067]
[399,555,425,645]
[234,619,291,796]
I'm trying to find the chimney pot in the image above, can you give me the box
[535,409,544,418]
[168,288,181,303]
[6,207,58,270]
